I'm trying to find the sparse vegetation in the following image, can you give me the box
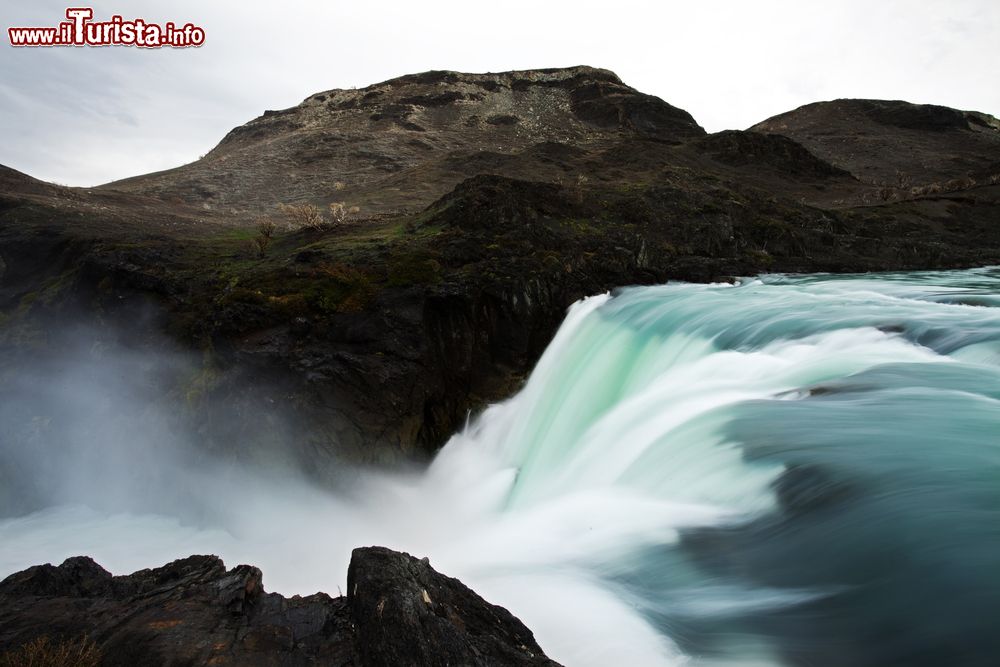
[328,202,347,224]
[279,203,325,230]
[861,168,998,204]
[0,635,101,667]
[277,202,359,230]
[572,174,589,204]
[743,248,775,268]
[252,218,277,256]
[310,263,376,312]
[386,252,442,287]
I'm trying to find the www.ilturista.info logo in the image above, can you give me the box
[8,7,205,48]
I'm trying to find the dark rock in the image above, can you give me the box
[348,547,559,666]
[487,114,520,126]
[399,91,467,107]
[0,548,560,666]
[751,98,1000,186]
[0,555,330,666]
[0,556,114,598]
[569,80,704,140]
[695,130,852,179]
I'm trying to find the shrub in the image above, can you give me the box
[744,248,775,268]
[279,203,325,230]
[572,174,589,204]
[0,635,101,667]
[252,218,277,256]
[328,202,361,225]
[877,186,898,201]
[277,201,359,231]
[328,202,347,224]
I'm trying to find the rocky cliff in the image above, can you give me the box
[0,547,559,666]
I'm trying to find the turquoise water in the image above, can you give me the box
[490,268,1000,665]
[2,268,999,665]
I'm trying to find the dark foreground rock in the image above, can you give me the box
[0,547,560,667]
[348,547,558,666]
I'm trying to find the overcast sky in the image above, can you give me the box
[3,0,999,186]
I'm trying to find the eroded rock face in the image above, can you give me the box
[348,547,559,666]
[0,548,561,667]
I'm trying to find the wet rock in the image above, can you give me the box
[348,547,559,666]
[0,548,561,667]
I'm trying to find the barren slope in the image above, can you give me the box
[102,66,704,214]
[752,99,1000,190]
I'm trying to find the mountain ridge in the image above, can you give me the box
[99,65,705,213]
[751,97,1000,189]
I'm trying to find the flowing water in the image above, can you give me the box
[3,268,1000,666]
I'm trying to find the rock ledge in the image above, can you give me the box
[0,547,560,666]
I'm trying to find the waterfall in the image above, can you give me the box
[3,267,1000,666]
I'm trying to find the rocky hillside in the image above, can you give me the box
[1,66,999,477]
[752,98,1000,193]
[0,547,559,666]
[104,67,704,213]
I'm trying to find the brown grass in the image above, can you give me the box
[278,203,325,229]
[0,636,101,667]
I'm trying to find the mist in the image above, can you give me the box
[0,310,696,666]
